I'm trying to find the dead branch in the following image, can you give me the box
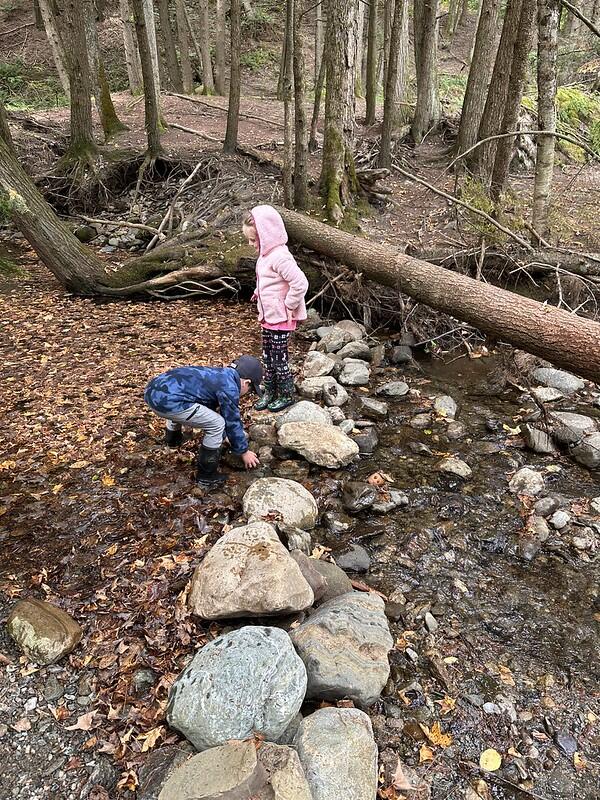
[146,158,209,251]
[0,22,35,37]
[79,215,160,235]
[560,0,600,38]
[167,92,285,129]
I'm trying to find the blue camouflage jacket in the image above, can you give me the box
[144,366,249,454]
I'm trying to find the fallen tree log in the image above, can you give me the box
[279,208,600,383]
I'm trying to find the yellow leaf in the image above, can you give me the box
[105,543,118,556]
[101,473,115,487]
[52,483,63,494]
[436,695,456,715]
[587,711,597,724]
[573,752,586,770]
[419,745,434,763]
[443,656,459,664]
[70,461,89,469]
[428,722,453,748]
[0,506,6,516]
[137,726,164,753]
[498,665,515,686]
[479,748,502,772]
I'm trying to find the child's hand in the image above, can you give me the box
[241,450,260,469]
[286,307,294,325]
[251,291,257,302]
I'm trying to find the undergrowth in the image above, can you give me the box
[0,59,67,110]
[240,47,277,71]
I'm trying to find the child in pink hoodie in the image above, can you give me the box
[243,205,309,412]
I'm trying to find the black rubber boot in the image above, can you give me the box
[165,426,183,448]
[195,445,227,487]
[254,378,277,411]
[267,376,295,412]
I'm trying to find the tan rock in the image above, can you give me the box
[278,422,359,468]
[188,522,314,619]
[7,599,82,665]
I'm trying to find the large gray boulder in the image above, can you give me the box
[322,380,349,407]
[294,708,378,800]
[243,477,318,529]
[300,376,338,400]
[291,592,393,707]
[338,359,371,386]
[167,626,307,750]
[532,367,585,394]
[433,394,458,419]
[188,522,314,619]
[571,433,600,469]
[275,400,333,429]
[550,411,597,446]
[337,341,372,361]
[335,319,367,340]
[376,380,410,398]
[278,422,359,468]
[303,351,337,378]
[318,328,355,353]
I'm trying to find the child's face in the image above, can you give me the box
[243,224,259,253]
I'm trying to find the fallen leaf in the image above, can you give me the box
[66,711,96,731]
[423,721,453,748]
[436,695,456,715]
[101,473,115,487]
[443,656,459,664]
[137,725,164,752]
[573,752,586,769]
[12,717,31,732]
[49,705,71,721]
[479,748,502,772]
[419,744,434,763]
[498,665,515,686]
[392,759,412,791]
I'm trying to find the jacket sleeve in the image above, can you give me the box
[216,390,249,454]
[274,254,309,310]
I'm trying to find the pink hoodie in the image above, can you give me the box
[251,205,308,329]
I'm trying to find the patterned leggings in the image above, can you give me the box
[262,329,294,392]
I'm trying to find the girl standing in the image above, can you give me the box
[243,205,309,412]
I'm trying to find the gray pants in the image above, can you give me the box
[157,404,225,449]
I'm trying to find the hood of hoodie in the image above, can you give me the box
[251,205,288,256]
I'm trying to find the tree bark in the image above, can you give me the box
[355,0,365,96]
[0,99,14,150]
[456,0,501,157]
[315,0,324,87]
[282,0,294,208]
[215,0,226,95]
[309,52,326,152]
[320,0,359,222]
[34,0,44,30]
[157,0,183,91]
[490,0,536,199]
[379,0,408,167]
[119,0,143,94]
[60,0,96,158]
[192,0,215,94]
[444,0,460,41]
[365,0,378,125]
[293,0,309,208]
[224,0,241,153]
[412,0,441,143]
[38,0,70,98]
[468,0,523,179]
[279,207,600,383]
[532,0,560,240]
[143,0,162,108]
[175,0,193,93]
[131,0,164,156]
[383,0,394,95]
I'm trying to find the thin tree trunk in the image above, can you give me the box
[215,0,226,95]
[143,0,162,109]
[412,0,441,143]
[444,0,460,41]
[309,52,326,151]
[379,0,408,166]
[282,0,294,207]
[532,0,560,240]
[279,207,600,383]
[315,0,324,86]
[34,0,44,30]
[355,0,365,96]
[293,0,309,208]
[0,99,14,150]
[242,0,253,13]
[120,0,143,94]
[320,0,359,222]
[157,0,183,91]
[468,0,523,178]
[131,0,163,156]
[365,0,378,125]
[456,0,502,157]
[459,0,470,25]
[489,0,536,199]
[383,0,394,95]
[37,0,70,98]
[175,0,193,93]
[278,0,294,101]
[193,0,215,94]
[61,0,96,157]
[224,0,241,152]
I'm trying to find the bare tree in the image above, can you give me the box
[131,0,163,156]
[175,0,193,93]
[355,0,365,96]
[215,0,227,95]
[315,0,325,85]
[119,0,143,94]
[532,0,560,239]
[224,0,241,152]
[379,0,409,166]
[309,54,326,151]
[157,0,183,91]
[412,0,441,143]
[293,0,309,208]
[365,0,378,125]
[456,0,501,157]
[282,0,294,206]
[37,0,70,97]
[320,0,359,222]
[192,0,215,94]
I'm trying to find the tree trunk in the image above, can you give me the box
[175,0,193,93]
[224,0,241,153]
[320,0,359,223]
[355,0,365,96]
[60,0,96,158]
[365,0,378,125]
[157,0,183,91]
[309,52,326,152]
[131,0,164,156]
[379,0,408,167]
[459,0,470,25]
[120,0,143,94]
[383,0,394,95]
[0,99,14,150]
[37,0,70,98]
[143,0,162,109]
[489,0,536,199]
[193,0,215,94]
[282,0,294,208]
[468,0,523,179]
[215,0,226,95]
[34,0,44,30]
[293,0,309,208]
[444,0,460,41]
[412,0,441,143]
[279,207,600,383]
[456,0,501,157]
[531,0,560,240]
[315,0,324,87]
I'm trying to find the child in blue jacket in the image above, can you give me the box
[144,356,262,487]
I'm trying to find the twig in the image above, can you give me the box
[169,122,222,144]
[79,215,160,235]
[391,164,536,252]
[0,22,34,37]
[560,0,600,38]
[168,92,285,129]
[146,158,208,251]
[306,272,346,306]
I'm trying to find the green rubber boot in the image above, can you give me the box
[254,378,276,411]
[267,376,295,412]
